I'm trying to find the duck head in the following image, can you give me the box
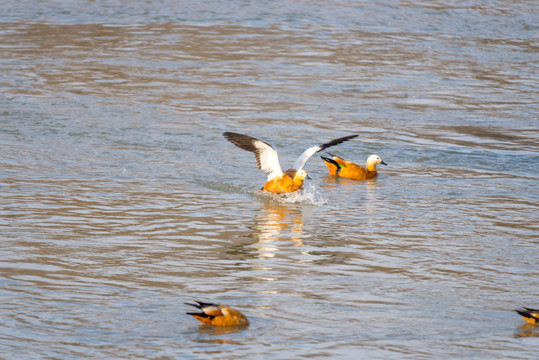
[293,169,311,184]
[366,155,387,172]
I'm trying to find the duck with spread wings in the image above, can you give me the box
[223,132,358,194]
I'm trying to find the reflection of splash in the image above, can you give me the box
[250,200,305,259]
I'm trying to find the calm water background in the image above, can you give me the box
[1,0,538,359]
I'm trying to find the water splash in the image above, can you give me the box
[254,184,327,206]
[198,180,326,205]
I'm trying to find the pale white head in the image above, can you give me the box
[294,169,310,181]
[366,155,387,171]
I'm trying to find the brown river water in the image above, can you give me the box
[1,1,538,359]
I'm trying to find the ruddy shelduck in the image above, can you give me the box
[321,153,387,180]
[185,301,250,327]
[223,132,358,194]
[516,307,539,325]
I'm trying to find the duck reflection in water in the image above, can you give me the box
[515,323,539,338]
[250,200,304,259]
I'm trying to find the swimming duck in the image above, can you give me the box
[516,307,539,325]
[321,153,387,180]
[185,301,250,327]
[223,132,358,194]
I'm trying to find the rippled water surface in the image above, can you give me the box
[1,0,538,359]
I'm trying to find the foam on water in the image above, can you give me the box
[198,179,327,206]
[253,184,327,206]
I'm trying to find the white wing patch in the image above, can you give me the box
[293,134,359,171]
[224,132,357,180]
[293,145,321,172]
[252,139,284,180]
[223,132,284,181]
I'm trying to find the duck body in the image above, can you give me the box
[516,307,539,325]
[223,132,357,194]
[185,301,250,327]
[263,170,306,193]
[321,154,386,181]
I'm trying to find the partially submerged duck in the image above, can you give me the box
[516,307,539,325]
[185,301,250,327]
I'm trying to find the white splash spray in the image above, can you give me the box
[256,183,327,206]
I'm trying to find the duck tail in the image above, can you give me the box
[326,152,346,162]
[185,301,218,324]
[321,155,340,175]
[516,308,538,324]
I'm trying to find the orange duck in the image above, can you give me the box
[516,307,539,325]
[185,301,250,327]
[321,153,387,180]
[224,132,358,194]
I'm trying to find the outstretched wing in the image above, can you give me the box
[223,132,284,180]
[293,134,358,171]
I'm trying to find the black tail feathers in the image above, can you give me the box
[321,155,341,174]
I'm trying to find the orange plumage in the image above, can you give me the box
[186,301,250,327]
[516,307,539,325]
[321,154,387,180]
[262,169,308,194]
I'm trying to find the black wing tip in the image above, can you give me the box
[184,302,204,311]
[223,131,247,139]
[186,311,214,320]
[185,300,219,309]
[223,132,258,151]
[223,131,239,137]
[319,134,359,151]
[516,307,538,315]
[223,131,244,141]
[197,300,219,307]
